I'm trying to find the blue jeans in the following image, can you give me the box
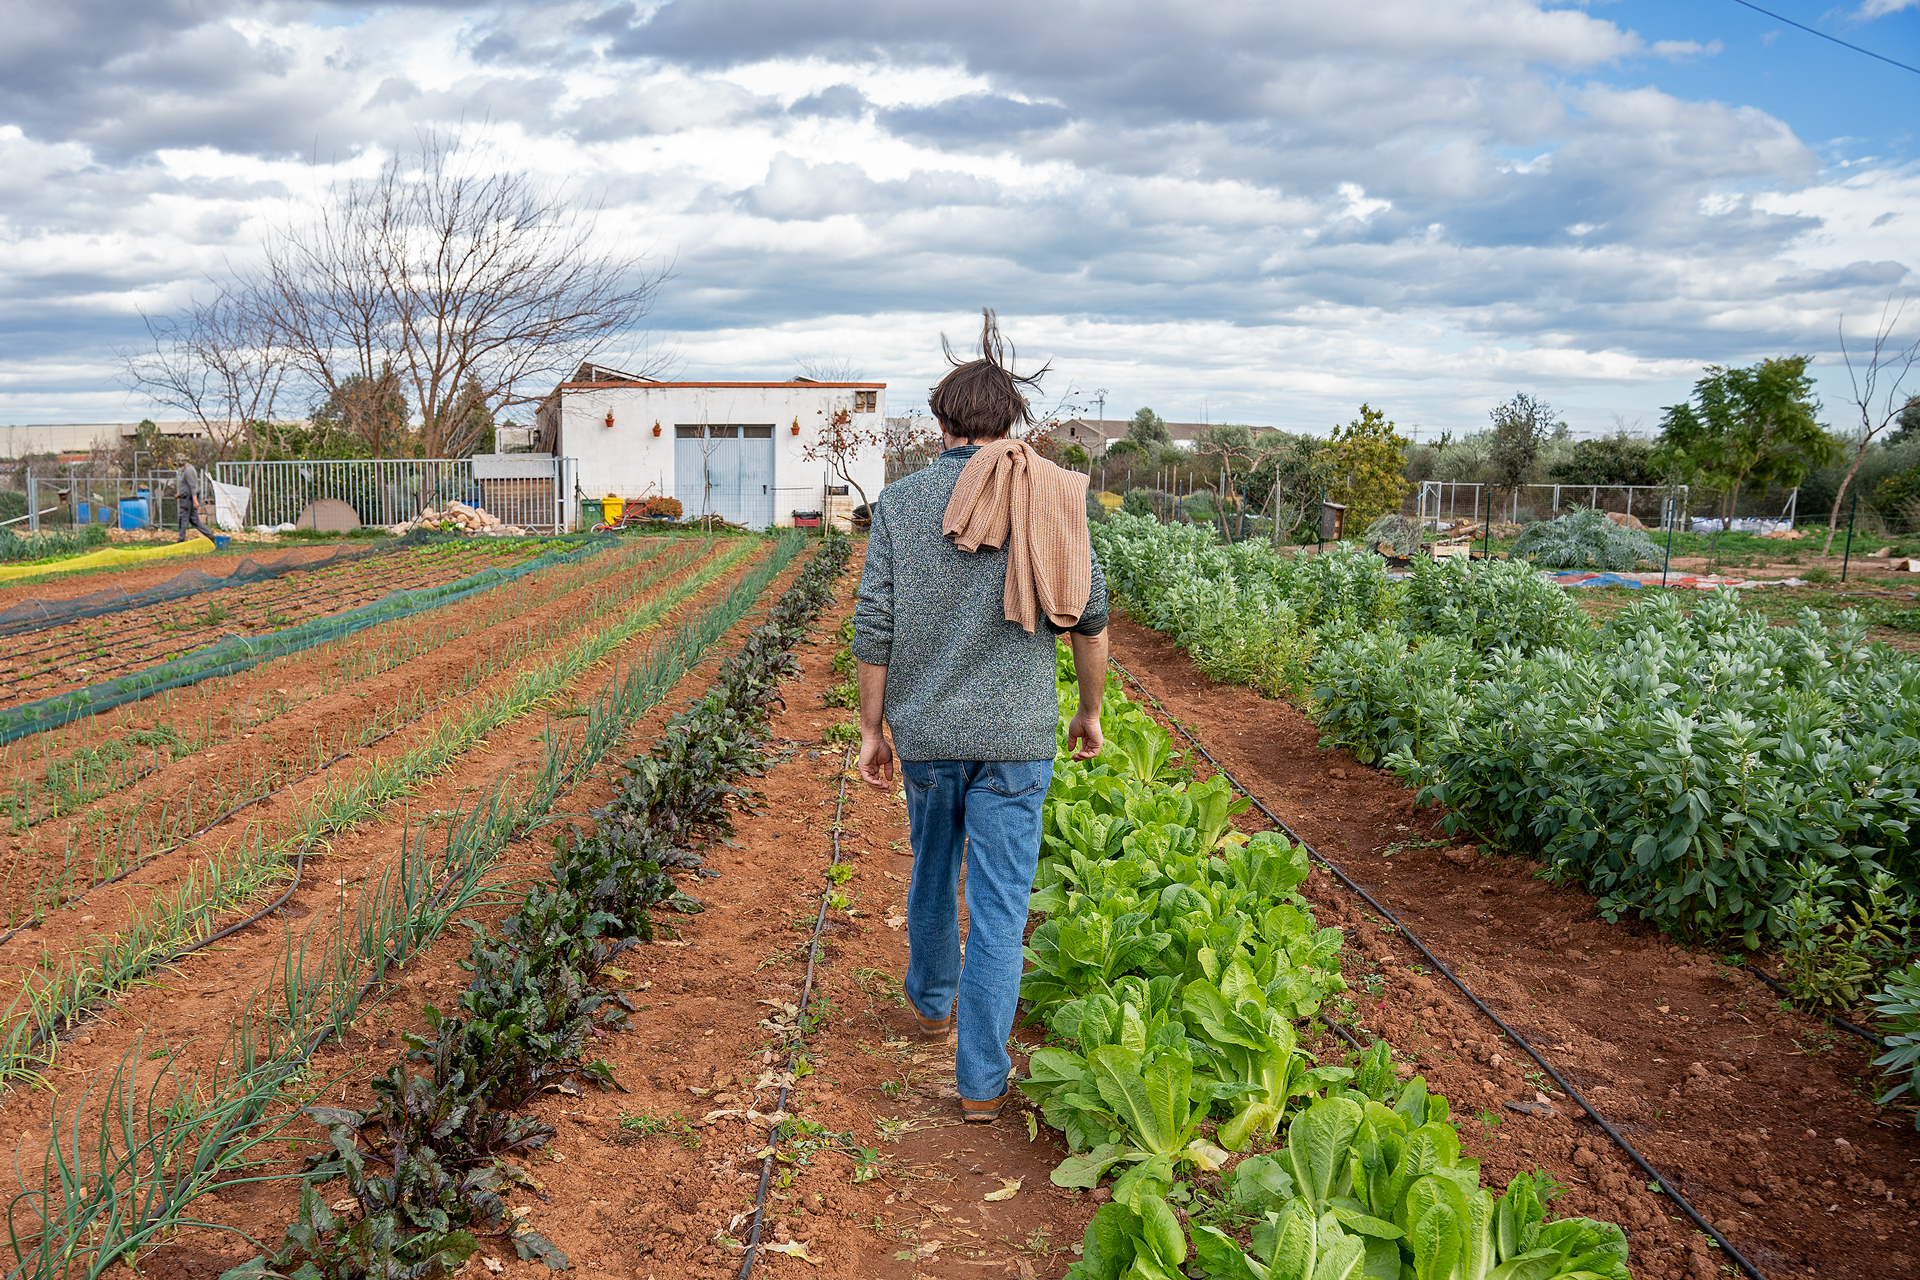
[900,758,1053,1102]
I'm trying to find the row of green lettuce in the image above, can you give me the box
[1033,646,1633,1280]
[1093,511,1920,1123]
[219,532,854,1280]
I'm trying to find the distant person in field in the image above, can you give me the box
[852,309,1109,1124]
[176,462,216,543]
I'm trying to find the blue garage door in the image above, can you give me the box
[674,425,775,527]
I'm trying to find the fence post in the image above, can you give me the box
[1661,492,1676,587]
[1841,489,1858,583]
[26,470,38,534]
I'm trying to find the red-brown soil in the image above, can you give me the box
[1105,615,1918,1280]
[0,542,559,709]
[60,557,1096,1280]
[16,565,1916,1280]
[0,545,342,611]
[0,538,711,928]
[0,538,748,987]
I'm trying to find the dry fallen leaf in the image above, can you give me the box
[983,1178,1022,1202]
[763,1240,823,1266]
[481,1259,504,1274]
[329,1198,356,1214]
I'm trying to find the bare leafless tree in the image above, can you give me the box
[121,285,288,460]
[794,355,864,382]
[1823,298,1920,560]
[255,133,668,457]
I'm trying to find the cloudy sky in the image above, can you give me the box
[2,0,1917,438]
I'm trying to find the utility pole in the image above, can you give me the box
[1093,389,1107,421]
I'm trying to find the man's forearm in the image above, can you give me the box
[857,660,889,732]
[1068,629,1108,713]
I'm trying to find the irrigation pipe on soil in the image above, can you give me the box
[1107,654,1773,1280]
[736,742,854,1280]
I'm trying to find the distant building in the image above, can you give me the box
[0,420,208,460]
[1040,418,1281,456]
[536,366,886,528]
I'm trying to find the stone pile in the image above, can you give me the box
[394,500,528,537]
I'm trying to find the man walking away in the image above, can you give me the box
[852,309,1109,1124]
[176,462,216,542]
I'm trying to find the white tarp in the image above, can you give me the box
[211,480,251,532]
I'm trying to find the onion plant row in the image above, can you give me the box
[0,537,690,836]
[0,539,710,929]
[0,538,767,1086]
[2,535,810,1280]
[1026,648,1634,1280]
[204,532,854,1280]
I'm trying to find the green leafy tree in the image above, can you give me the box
[308,363,413,457]
[1889,395,1920,446]
[1127,407,1171,447]
[1547,433,1659,486]
[1323,405,1410,531]
[1484,392,1561,518]
[1656,356,1837,526]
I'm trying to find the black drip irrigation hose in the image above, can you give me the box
[0,540,717,947]
[1741,963,1885,1047]
[737,742,854,1280]
[1106,655,1773,1280]
[0,689,456,952]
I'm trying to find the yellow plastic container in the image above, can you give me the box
[601,494,624,524]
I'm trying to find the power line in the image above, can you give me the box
[1729,0,1920,76]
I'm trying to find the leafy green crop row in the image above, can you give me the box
[1094,511,1920,1121]
[221,532,854,1280]
[1029,648,1632,1278]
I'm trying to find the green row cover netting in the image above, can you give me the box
[0,537,609,746]
[0,529,567,638]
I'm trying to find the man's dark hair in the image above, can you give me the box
[928,309,1048,441]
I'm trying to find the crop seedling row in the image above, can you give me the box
[0,539,769,1084]
[213,532,853,1280]
[5,536,814,1280]
[0,539,713,928]
[1024,642,1634,1278]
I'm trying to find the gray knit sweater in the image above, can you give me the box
[852,445,1109,763]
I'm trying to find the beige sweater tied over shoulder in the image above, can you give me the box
[940,439,1093,635]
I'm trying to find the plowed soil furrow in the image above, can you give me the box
[1106,615,1918,1280]
[0,540,708,922]
[0,545,547,707]
[0,541,767,1020]
[0,540,675,815]
[109,552,1104,1280]
[0,540,804,1200]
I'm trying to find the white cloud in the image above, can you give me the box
[0,0,1912,436]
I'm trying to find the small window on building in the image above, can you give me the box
[742,424,774,438]
[853,390,878,413]
[711,424,741,438]
[675,425,702,438]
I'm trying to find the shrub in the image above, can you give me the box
[1511,507,1659,571]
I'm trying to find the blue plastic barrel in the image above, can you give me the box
[76,501,90,524]
[118,497,150,530]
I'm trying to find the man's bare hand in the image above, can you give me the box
[859,729,896,790]
[1066,708,1103,760]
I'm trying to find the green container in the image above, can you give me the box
[581,498,604,528]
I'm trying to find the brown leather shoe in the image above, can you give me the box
[909,998,953,1039]
[960,1091,1008,1124]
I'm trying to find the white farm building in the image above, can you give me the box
[535,367,887,529]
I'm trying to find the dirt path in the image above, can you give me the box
[116,556,1099,1280]
[1106,615,1917,1280]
